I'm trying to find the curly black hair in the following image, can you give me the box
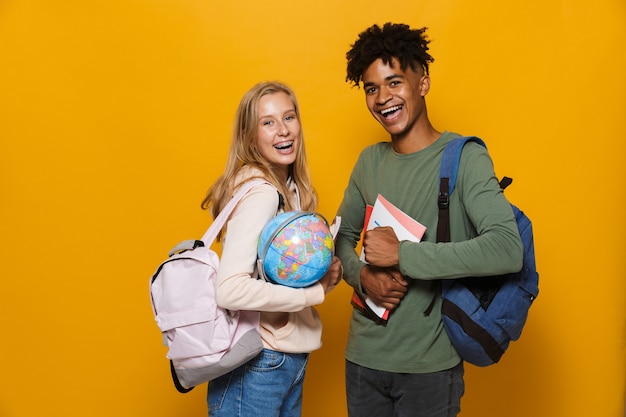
[346,23,434,87]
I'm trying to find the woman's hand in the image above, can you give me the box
[318,256,343,293]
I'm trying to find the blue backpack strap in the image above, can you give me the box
[425,136,488,317]
[436,136,486,243]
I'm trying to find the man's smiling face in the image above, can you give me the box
[362,57,430,140]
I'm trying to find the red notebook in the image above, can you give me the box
[351,195,426,325]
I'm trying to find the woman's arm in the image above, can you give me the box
[216,183,325,311]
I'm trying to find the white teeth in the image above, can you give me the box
[274,141,293,150]
[380,105,402,116]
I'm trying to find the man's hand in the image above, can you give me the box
[363,226,400,267]
[360,265,408,311]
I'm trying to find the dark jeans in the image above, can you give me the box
[345,360,464,417]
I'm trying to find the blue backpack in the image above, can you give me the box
[436,136,539,366]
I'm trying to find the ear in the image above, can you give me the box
[419,75,431,97]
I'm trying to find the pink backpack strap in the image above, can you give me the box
[200,180,267,246]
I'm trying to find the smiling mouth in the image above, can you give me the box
[274,141,294,150]
[379,105,402,118]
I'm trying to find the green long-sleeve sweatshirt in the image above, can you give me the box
[335,131,523,373]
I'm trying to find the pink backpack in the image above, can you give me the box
[149,181,265,393]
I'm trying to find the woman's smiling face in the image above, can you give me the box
[256,91,300,181]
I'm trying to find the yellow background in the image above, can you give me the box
[1,0,624,416]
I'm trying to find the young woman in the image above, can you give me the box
[201,81,342,417]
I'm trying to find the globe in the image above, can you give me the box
[258,211,334,288]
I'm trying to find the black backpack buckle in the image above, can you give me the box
[438,192,449,209]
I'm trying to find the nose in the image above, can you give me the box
[376,86,392,104]
[276,121,289,136]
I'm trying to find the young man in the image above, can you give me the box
[335,23,523,417]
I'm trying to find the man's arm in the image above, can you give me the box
[335,156,409,310]
[400,146,523,280]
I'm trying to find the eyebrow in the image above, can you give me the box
[258,108,297,119]
[363,74,404,88]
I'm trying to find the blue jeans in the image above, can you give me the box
[207,349,309,417]
[345,360,464,417]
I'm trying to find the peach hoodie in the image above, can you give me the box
[215,167,326,353]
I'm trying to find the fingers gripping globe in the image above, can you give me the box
[258,212,334,288]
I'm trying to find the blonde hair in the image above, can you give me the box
[201,81,317,230]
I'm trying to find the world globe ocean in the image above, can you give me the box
[258,212,334,288]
